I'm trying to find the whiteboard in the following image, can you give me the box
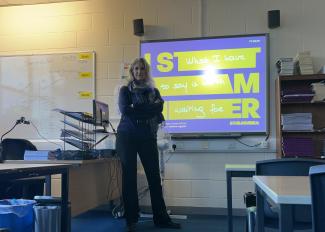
[0,52,95,140]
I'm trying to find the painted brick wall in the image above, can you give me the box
[1,0,324,211]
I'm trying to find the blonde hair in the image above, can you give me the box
[128,58,155,87]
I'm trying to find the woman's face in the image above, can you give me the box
[132,62,146,81]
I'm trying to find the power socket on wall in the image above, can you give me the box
[201,141,209,149]
[176,141,184,150]
[260,141,268,149]
[227,142,236,150]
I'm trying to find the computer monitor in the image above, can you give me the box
[93,100,109,127]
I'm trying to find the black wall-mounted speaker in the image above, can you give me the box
[133,19,144,36]
[268,10,280,29]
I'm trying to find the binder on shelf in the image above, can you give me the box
[281,88,314,103]
[282,137,315,157]
[281,113,314,131]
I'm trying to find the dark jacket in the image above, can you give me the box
[117,85,165,138]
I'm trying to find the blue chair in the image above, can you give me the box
[309,164,325,232]
[0,138,45,199]
[252,158,325,231]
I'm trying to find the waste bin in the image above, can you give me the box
[34,205,61,232]
[0,199,36,232]
[33,196,71,232]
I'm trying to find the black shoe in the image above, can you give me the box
[155,221,181,229]
[126,223,136,232]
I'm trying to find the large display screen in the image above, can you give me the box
[140,34,269,136]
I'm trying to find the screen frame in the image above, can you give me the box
[140,33,270,137]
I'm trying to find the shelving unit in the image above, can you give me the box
[59,111,96,152]
[275,74,325,158]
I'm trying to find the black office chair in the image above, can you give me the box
[0,138,45,199]
[309,164,325,232]
[1,138,37,160]
[253,158,325,231]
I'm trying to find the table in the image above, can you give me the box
[0,163,71,232]
[253,176,311,232]
[225,164,255,232]
[6,158,121,216]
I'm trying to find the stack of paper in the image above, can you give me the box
[281,113,313,131]
[294,51,314,75]
[282,136,314,157]
[276,58,295,75]
[281,88,314,103]
[317,65,325,74]
[311,81,325,102]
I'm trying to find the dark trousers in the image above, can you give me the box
[116,131,170,224]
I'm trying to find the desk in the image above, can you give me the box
[0,163,71,232]
[225,164,255,232]
[6,158,121,216]
[253,176,310,232]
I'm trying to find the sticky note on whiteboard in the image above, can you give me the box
[78,53,93,60]
[79,72,93,78]
[78,91,93,99]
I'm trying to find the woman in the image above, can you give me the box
[116,58,181,232]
